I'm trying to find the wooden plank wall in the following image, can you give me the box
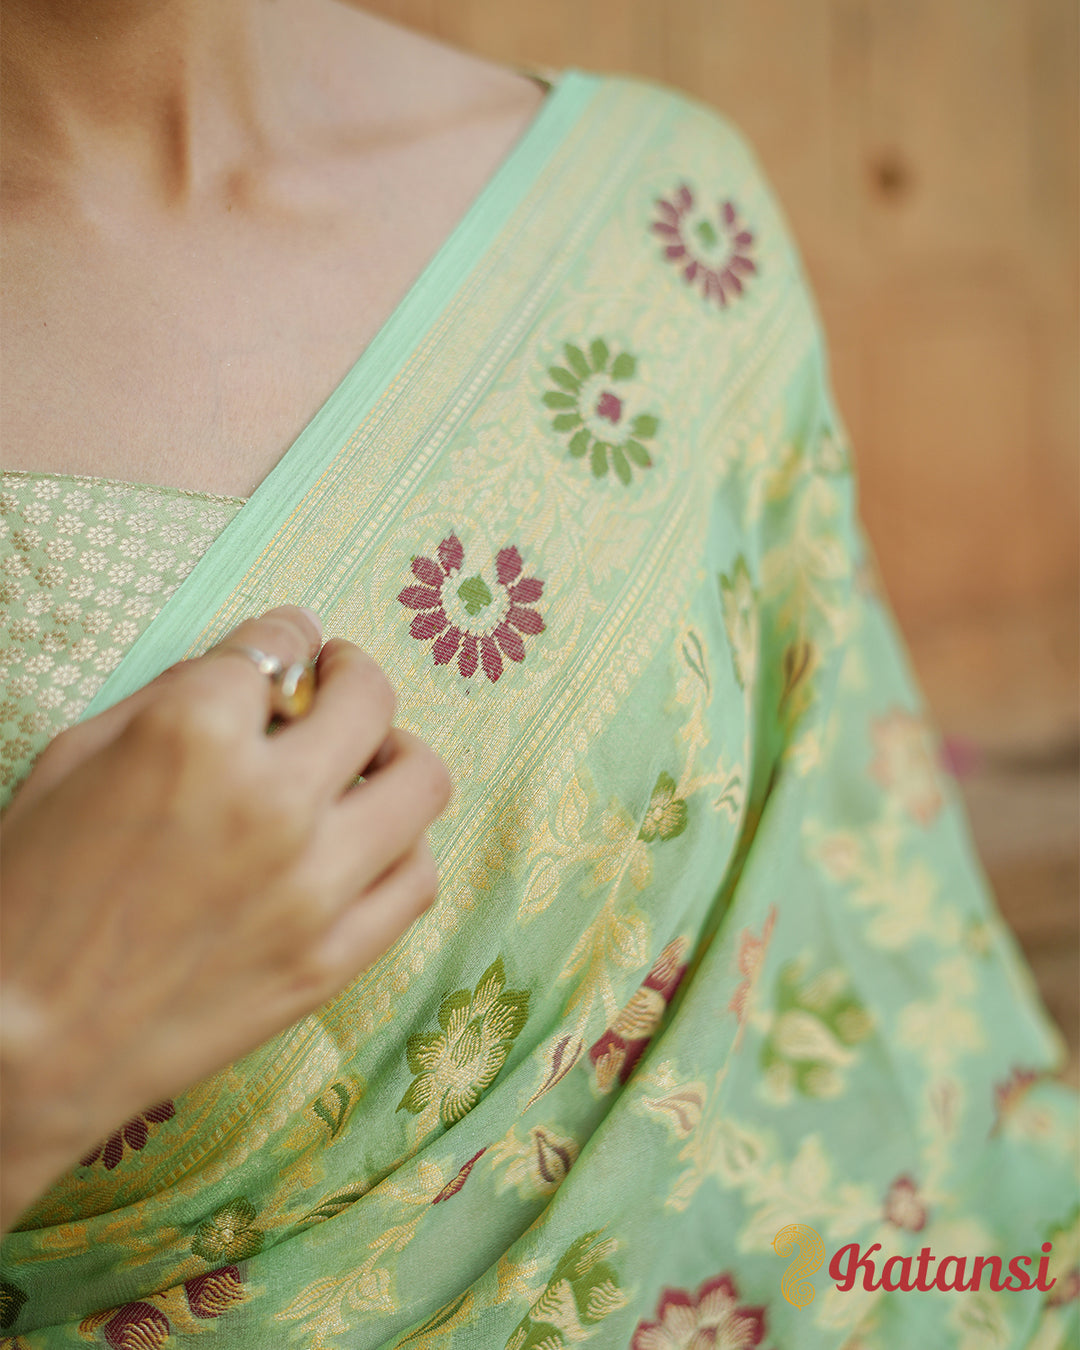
[361,0,1079,1068]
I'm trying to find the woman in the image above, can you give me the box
[1,1,1076,1346]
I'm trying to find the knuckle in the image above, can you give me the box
[321,643,397,733]
[130,691,237,756]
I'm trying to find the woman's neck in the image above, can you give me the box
[0,0,302,205]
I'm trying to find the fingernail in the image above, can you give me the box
[298,607,323,642]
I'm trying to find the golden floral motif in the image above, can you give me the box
[490,1124,580,1199]
[868,708,945,826]
[397,957,530,1130]
[190,1198,263,1264]
[505,1232,628,1350]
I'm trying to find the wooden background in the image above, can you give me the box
[363,0,1079,1072]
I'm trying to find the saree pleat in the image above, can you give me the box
[1,71,1076,1349]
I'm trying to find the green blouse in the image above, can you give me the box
[0,473,242,808]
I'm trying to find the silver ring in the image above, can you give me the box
[228,644,286,679]
[219,644,316,720]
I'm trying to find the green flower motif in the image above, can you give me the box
[398,957,530,1127]
[638,772,688,843]
[543,339,659,485]
[505,1231,627,1350]
[760,960,873,1101]
[191,1197,264,1263]
[0,1279,27,1332]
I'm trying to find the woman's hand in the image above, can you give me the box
[0,606,452,1230]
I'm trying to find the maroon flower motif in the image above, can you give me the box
[631,1272,767,1350]
[652,184,756,307]
[80,1269,244,1347]
[883,1175,928,1231]
[589,938,689,1093]
[184,1265,246,1319]
[80,1101,175,1170]
[398,534,544,683]
[101,1302,171,1350]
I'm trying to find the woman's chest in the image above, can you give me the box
[1,260,383,498]
[0,88,545,499]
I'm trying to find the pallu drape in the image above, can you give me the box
[1,70,1076,1350]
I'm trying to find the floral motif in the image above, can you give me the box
[719,556,758,690]
[630,1272,767,1350]
[883,1175,928,1231]
[728,905,778,1025]
[490,1124,579,1199]
[991,1066,1043,1131]
[431,1148,488,1204]
[0,1279,27,1331]
[79,1269,245,1346]
[523,1032,585,1112]
[79,1101,175,1170]
[99,1302,171,1349]
[398,535,544,683]
[191,1198,264,1263]
[652,185,757,307]
[589,938,689,1092]
[760,959,873,1100]
[813,830,862,882]
[868,709,944,826]
[397,957,530,1127]
[183,1266,246,1319]
[528,1128,577,1191]
[309,1078,362,1141]
[638,772,689,842]
[543,340,659,483]
[1048,1266,1080,1309]
[505,1232,627,1350]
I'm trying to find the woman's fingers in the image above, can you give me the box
[315,730,452,899]
[194,605,324,735]
[309,838,441,987]
[0,598,463,1230]
[275,639,398,797]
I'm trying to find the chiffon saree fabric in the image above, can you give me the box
[1,71,1077,1350]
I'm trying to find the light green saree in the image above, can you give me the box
[1,70,1077,1350]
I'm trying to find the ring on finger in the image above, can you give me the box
[218,643,317,720]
